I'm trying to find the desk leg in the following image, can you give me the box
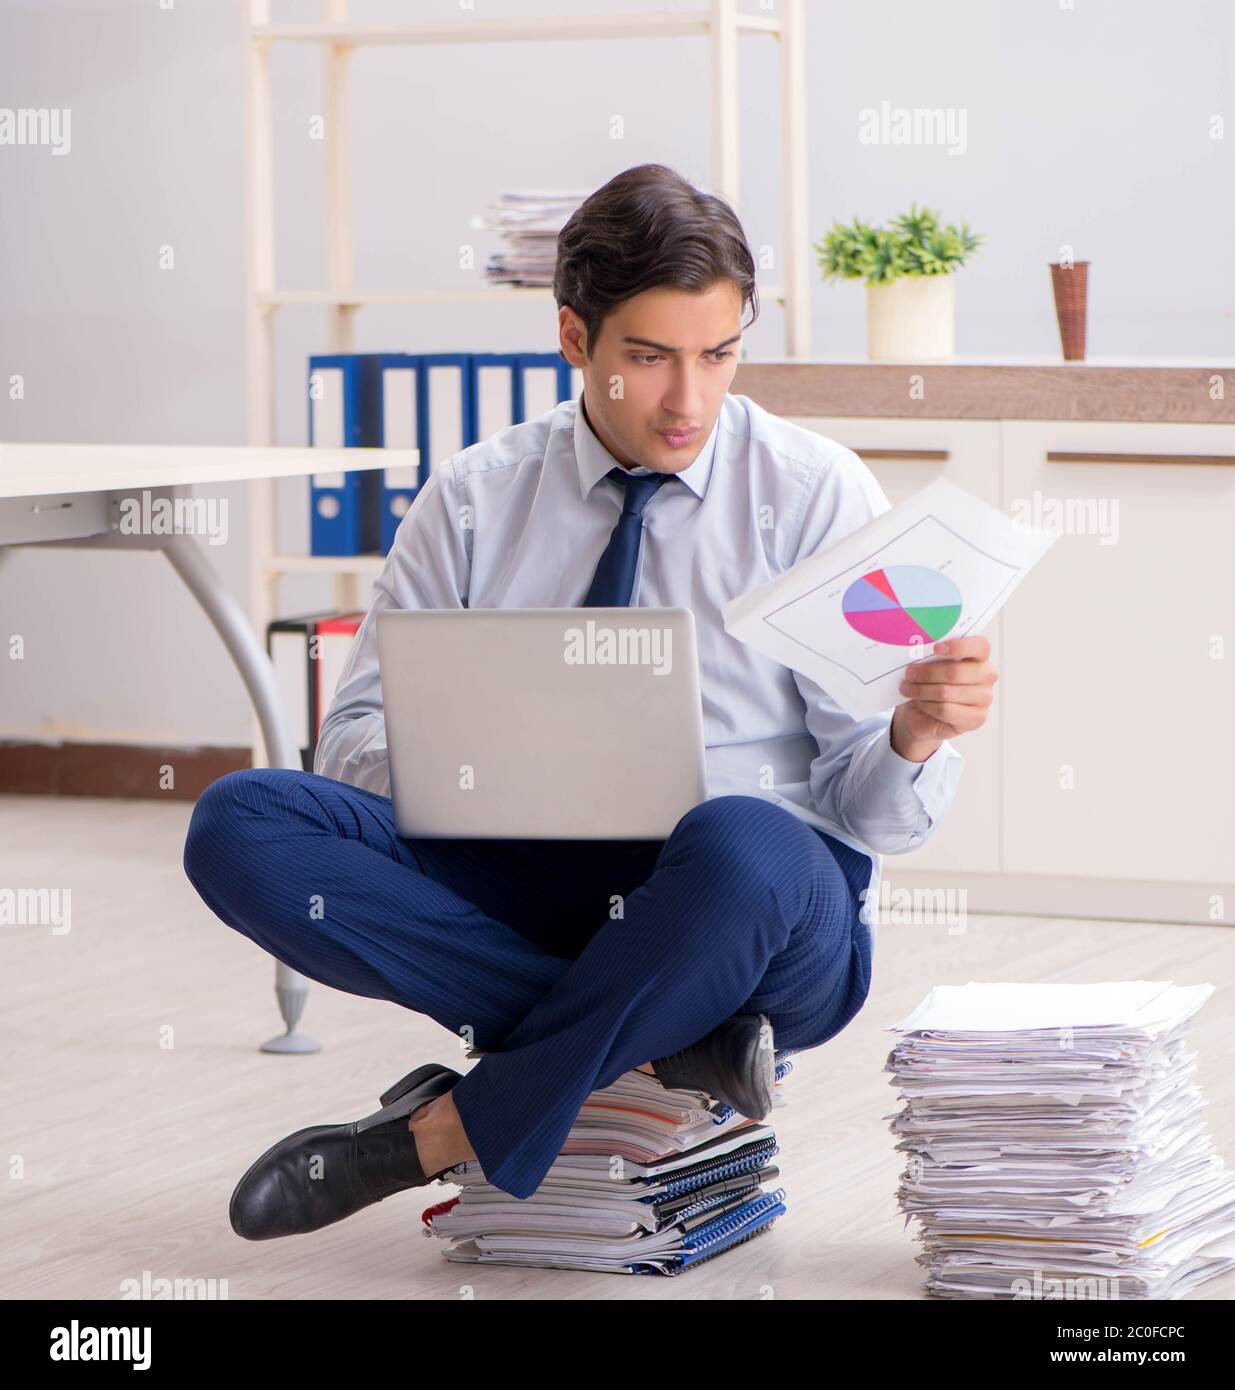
[163,535,321,1056]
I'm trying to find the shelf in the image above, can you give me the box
[256,286,553,307]
[244,0,811,769]
[256,284,786,307]
[251,13,782,45]
[262,553,386,576]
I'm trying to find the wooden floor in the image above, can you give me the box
[2,791,1233,1301]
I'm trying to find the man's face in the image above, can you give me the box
[558,281,742,473]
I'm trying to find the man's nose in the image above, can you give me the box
[661,367,705,422]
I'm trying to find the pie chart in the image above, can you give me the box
[842,565,962,647]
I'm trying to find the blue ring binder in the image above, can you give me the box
[307,353,382,556]
[309,351,578,558]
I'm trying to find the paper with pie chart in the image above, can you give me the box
[722,476,1057,720]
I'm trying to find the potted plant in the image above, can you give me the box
[815,204,983,361]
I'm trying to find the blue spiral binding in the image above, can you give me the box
[666,1210,781,1275]
[668,1180,763,1227]
[645,1135,780,1202]
[678,1189,787,1259]
[631,1189,788,1275]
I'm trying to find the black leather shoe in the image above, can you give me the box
[650,1014,775,1120]
[229,1062,462,1240]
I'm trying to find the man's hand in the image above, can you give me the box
[889,634,998,762]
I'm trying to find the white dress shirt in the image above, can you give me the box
[315,389,964,926]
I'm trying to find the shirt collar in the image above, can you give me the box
[573,391,719,502]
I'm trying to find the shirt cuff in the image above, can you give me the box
[880,727,963,825]
[844,723,964,839]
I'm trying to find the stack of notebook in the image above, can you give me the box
[886,981,1235,1300]
[469,189,589,286]
[419,1054,796,1276]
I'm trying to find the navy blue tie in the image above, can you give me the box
[582,466,677,607]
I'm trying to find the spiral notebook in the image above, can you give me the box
[421,1059,797,1276]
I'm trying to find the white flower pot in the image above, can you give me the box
[865,274,955,361]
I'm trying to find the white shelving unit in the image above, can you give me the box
[242,0,810,767]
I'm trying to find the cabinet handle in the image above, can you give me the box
[1046,450,1235,466]
[853,449,951,462]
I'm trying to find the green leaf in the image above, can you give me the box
[816,203,983,284]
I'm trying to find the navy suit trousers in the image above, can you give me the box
[182,768,874,1199]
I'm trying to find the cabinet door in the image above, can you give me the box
[1000,420,1235,886]
[783,417,1002,874]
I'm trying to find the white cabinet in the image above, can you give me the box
[782,414,1235,921]
[784,416,1002,874]
[999,420,1235,888]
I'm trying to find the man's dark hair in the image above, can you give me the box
[553,163,758,360]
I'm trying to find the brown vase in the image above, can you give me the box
[1049,261,1089,361]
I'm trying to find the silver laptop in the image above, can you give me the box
[376,607,709,839]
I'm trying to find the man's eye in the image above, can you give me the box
[631,351,733,364]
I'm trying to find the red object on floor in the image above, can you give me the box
[420,1196,460,1229]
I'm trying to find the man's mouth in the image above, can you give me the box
[658,426,699,448]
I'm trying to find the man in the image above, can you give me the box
[182,163,996,1240]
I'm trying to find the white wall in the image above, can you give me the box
[1,0,1231,747]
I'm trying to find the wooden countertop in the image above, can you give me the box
[731,359,1235,423]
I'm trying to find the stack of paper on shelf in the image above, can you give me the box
[887,981,1235,1300]
[419,1054,796,1276]
[469,190,589,286]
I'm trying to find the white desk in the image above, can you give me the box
[0,442,413,1053]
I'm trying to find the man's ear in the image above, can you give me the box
[558,307,589,367]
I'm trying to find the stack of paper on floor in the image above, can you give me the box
[419,1053,796,1276]
[887,981,1235,1300]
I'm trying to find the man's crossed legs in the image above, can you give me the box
[181,768,873,1228]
